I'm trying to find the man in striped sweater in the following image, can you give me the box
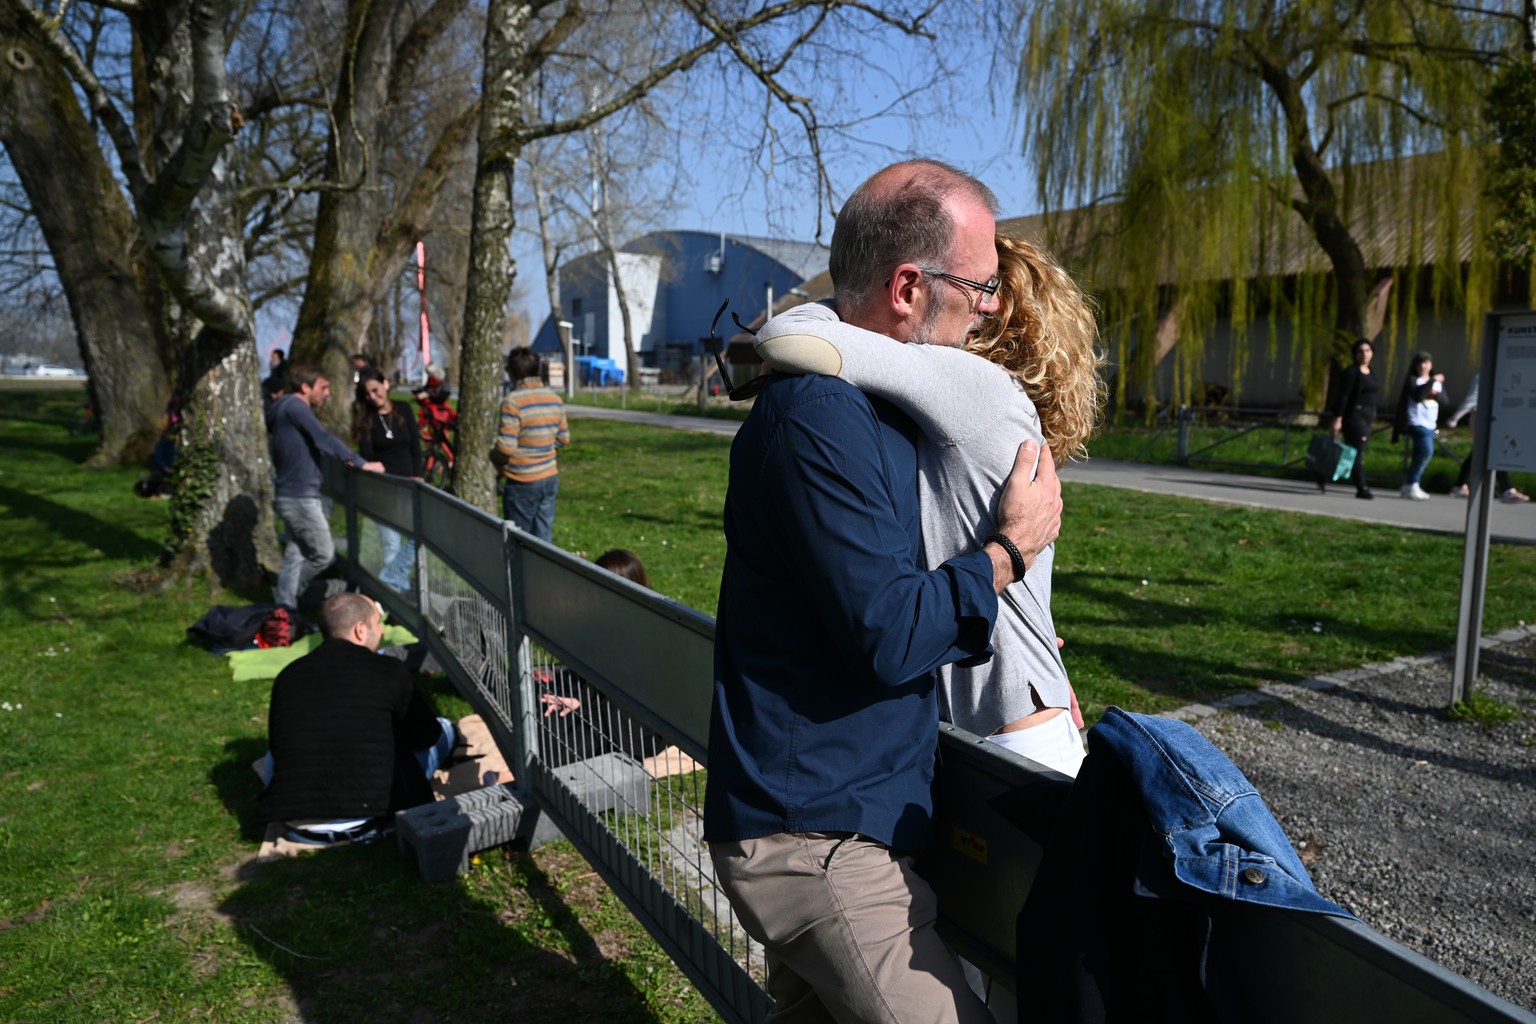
[494,346,570,542]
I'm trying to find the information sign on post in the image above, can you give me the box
[1453,312,1536,704]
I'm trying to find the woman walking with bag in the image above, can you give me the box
[1327,338,1380,500]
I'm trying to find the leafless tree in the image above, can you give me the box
[455,0,947,511]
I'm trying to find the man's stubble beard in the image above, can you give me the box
[908,293,979,348]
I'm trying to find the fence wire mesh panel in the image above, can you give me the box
[419,543,513,733]
[526,637,770,1023]
[355,512,384,586]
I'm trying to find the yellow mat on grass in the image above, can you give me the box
[227,624,418,682]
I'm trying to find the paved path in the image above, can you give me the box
[568,404,1536,545]
[567,402,743,437]
[1059,458,1536,545]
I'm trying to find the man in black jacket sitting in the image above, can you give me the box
[257,592,453,844]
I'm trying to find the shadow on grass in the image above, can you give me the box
[0,433,101,462]
[0,482,163,570]
[218,841,673,1024]
[211,737,272,844]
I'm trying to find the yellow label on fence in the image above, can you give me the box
[952,825,988,865]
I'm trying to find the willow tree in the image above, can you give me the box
[1015,0,1523,413]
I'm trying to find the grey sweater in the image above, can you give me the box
[755,301,1071,735]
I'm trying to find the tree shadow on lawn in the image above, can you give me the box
[218,838,675,1024]
[0,433,102,462]
[1054,569,1469,698]
[612,507,723,532]
[0,484,162,565]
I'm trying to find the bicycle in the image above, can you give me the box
[416,401,456,490]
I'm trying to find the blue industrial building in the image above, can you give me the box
[531,230,827,379]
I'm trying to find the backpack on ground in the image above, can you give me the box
[255,607,295,649]
[187,604,277,649]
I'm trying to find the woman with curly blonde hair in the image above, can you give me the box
[754,232,1104,775]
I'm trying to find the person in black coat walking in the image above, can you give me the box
[1326,338,1381,500]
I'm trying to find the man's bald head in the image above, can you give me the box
[829,160,999,310]
[320,592,383,651]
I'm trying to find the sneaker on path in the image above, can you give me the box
[1449,484,1470,498]
[1401,483,1431,501]
[1501,488,1531,503]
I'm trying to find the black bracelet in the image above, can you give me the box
[987,532,1027,582]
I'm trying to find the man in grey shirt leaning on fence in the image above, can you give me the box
[267,363,382,610]
[704,160,1063,1023]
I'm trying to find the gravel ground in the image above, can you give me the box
[1167,626,1536,1014]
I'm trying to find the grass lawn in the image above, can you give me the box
[2,386,1532,1021]
[0,389,717,1024]
[564,388,752,424]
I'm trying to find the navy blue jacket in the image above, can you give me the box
[704,372,998,851]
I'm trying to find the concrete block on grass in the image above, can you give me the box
[521,752,652,852]
[396,784,528,883]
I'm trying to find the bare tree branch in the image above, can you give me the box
[8,0,149,199]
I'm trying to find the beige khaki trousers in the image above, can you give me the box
[710,831,992,1024]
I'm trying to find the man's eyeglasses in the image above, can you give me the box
[921,268,1001,301]
[708,299,771,401]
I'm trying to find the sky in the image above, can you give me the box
[503,24,1044,343]
[248,20,1045,365]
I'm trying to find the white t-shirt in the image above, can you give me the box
[1407,376,1442,430]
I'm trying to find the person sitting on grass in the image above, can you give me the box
[256,592,455,845]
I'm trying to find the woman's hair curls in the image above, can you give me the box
[968,234,1104,465]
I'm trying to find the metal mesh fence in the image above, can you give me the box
[419,543,514,734]
[526,644,768,991]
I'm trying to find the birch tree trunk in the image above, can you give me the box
[455,0,534,513]
[132,0,278,586]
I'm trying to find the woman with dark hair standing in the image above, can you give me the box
[354,369,422,590]
[1326,338,1380,500]
[1392,351,1444,501]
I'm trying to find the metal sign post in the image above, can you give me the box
[1453,312,1536,705]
